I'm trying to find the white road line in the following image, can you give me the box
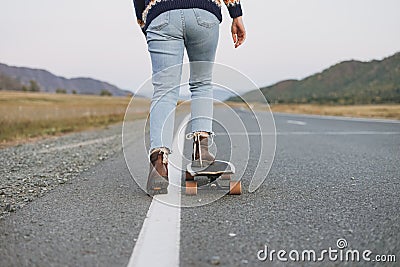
[274,112,400,124]
[127,116,189,267]
[287,120,307,126]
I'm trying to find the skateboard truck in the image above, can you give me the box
[184,160,242,195]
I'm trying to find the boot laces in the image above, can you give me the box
[186,132,214,166]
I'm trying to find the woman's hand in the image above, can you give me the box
[231,16,246,48]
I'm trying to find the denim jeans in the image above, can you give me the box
[146,8,219,153]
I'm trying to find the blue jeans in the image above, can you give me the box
[146,8,219,153]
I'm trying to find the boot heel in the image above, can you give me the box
[146,148,169,196]
[147,176,169,196]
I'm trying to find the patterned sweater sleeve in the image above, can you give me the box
[224,0,243,18]
[133,0,145,28]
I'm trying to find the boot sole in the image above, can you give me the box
[191,160,214,168]
[147,176,169,196]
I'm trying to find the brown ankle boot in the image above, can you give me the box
[146,148,169,195]
[188,132,215,167]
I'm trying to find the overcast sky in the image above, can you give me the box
[1,0,399,94]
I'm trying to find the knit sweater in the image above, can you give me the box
[133,0,242,33]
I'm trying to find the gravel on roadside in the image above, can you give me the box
[0,123,125,219]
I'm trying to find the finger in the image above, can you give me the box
[240,29,246,41]
[232,33,238,45]
[239,35,245,45]
[235,40,241,48]
[238,32,246,45]
[235,35,244,48]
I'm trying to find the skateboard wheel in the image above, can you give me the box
[185,181,198,195]
[221,174,231,180]
[185,171,194,181]
[229,181,242,195]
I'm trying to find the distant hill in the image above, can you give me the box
[0,63,131,96]
[229,52,400,104]
[213,89,236,102]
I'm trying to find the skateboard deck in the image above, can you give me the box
[184,160,241,195]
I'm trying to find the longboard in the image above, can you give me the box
[184,160,241,195]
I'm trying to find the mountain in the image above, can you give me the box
[0,63,131,96]
[213,89,236,102]
[229,52,400,104]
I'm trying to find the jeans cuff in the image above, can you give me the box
[149,146,172,157]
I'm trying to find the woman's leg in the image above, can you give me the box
[182,9,220,167]
[184,8,220,134]
[146,10,185,153]
[146,10,185,195]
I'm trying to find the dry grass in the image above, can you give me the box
[2,91,398,148]
[225,102,400,120]
[0,91,150,147]
[269,104,400,120]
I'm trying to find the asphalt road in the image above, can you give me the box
[0,109,399,267]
